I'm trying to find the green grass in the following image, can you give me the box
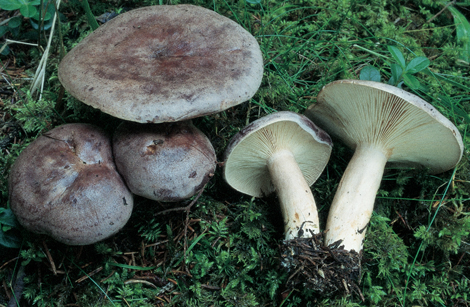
[1,0,469,306]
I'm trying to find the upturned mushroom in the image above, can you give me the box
[112,121,216,202]
[223,112,333,239]
[305,80,464,253]
[9,124,133,245]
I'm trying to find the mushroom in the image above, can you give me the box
[223,112,333,239]
[304,80,464,253]
[57,5,264,201]
[112,120,216,202]
[58,4,263,124]
[9,124,133,245]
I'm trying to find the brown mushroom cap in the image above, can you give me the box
[113,121,216,202]
[9,124,133,245]
[58,5,264,123]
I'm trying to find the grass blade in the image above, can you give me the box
[448,5,470,64]
[107,263,157,270]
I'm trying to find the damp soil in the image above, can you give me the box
[280,233,363,299]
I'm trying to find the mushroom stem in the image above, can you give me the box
[267,149,320,240]
[325,144,389,252]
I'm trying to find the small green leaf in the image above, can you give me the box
[0,26,8,37]
[403,74,420,90]
[23,0,41,5]
[19,3,37,18]
[32,1,54,21]
[0,208,19,228]
[0,229,21,248]
[0,44,10,55]
[8,16,22,29]
[30,15,54,30]
[360,65,381,82]
[388,45,406,68]
[389,63,403,86]
[405,57,430,74]
[0,0,21,10]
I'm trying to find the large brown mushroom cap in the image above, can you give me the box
[9,124,133,245]
[113,121,216,202]
[58,5,264,123]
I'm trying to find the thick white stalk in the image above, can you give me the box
[267,149,320,240]
[325,144,389,252]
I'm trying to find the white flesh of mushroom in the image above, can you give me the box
[267,148,320,239]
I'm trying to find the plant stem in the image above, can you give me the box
[80,0,99,31]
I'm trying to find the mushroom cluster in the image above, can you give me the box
[7,4,465,299]
[9,4,264,245]
[58,4,264,203]
[221,80,463,293]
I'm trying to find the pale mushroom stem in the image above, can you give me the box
[325,143,389,252]
[267,149,320,240]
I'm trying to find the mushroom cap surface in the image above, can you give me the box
[223,111,332,197]
[305,80,464,174]
[113,121,216,202]
[9,124,134,245]
[58,5,264,123]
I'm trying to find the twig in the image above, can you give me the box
[201,284,221,290]
[144,240,169,248]
[42,240,57,275]
[124,279,158,289]
[426,0,456,24]
[75,267,103,283]
[0,258,19,271]
[154,185,206,216]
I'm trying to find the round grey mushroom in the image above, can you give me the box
[58,4,264,123]
[113,121,216,202]
[223,112,332,240]
[305,79,464,253]
[9,124,134,245]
